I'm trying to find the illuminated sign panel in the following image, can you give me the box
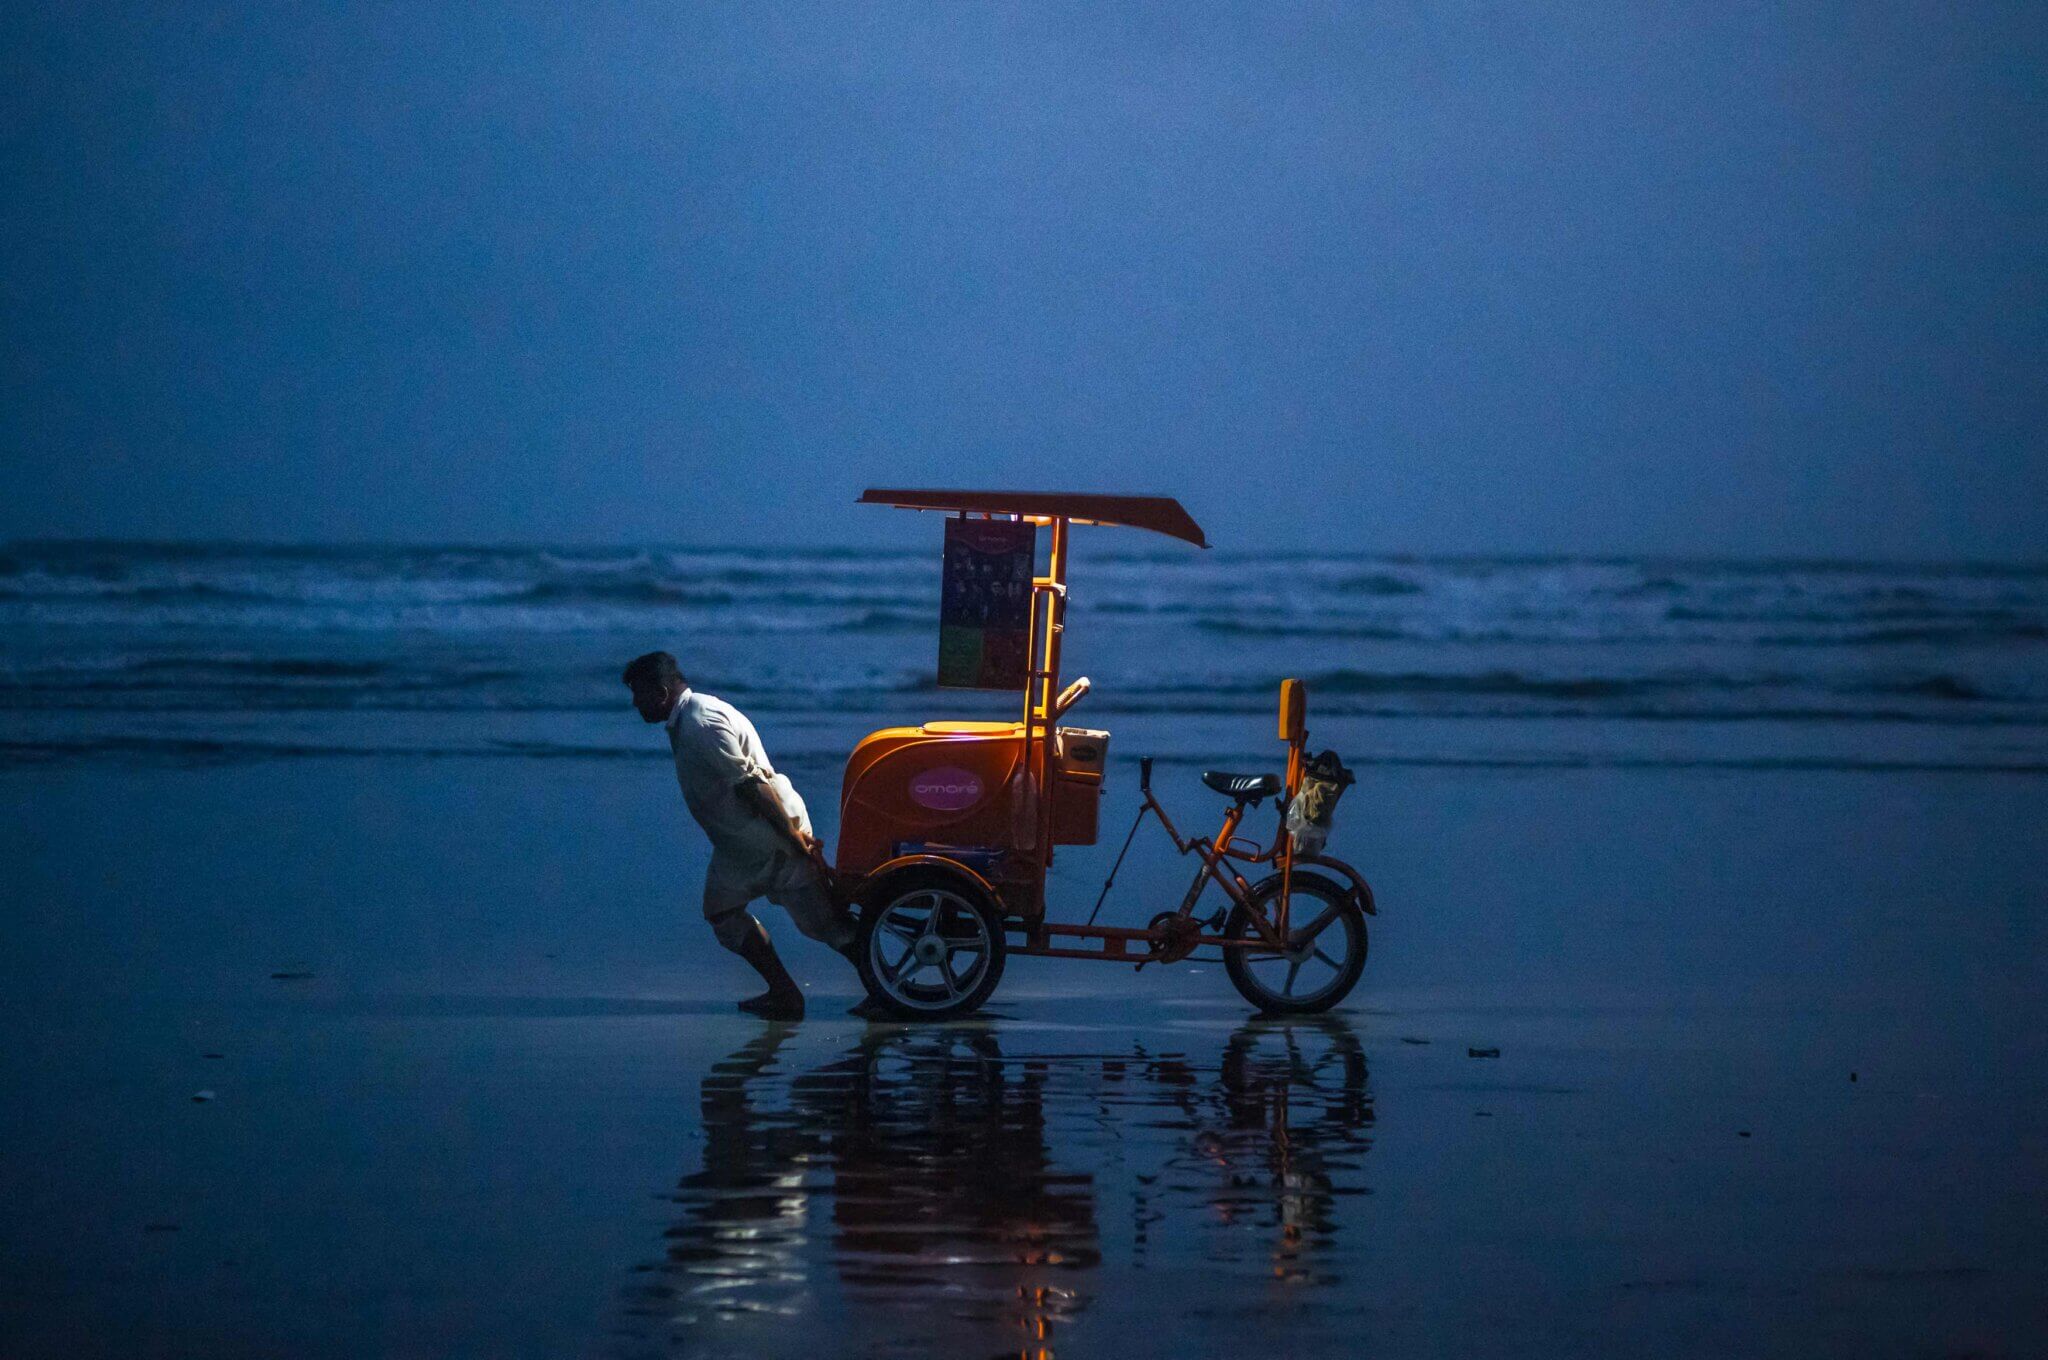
[937,519,1035,690]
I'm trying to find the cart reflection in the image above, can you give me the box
[608,1017,1374,1358]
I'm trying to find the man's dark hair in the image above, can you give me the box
[622,651,685,689]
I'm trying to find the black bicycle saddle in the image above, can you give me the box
[1201,771,1283,802]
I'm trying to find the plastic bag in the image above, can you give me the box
[1285,749,1356,858]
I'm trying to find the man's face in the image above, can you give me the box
[629,677,680,723]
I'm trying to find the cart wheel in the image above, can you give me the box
[855,870,1007,1020]
[1223,871,1367,1015]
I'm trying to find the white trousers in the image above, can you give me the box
[700,776,852,951]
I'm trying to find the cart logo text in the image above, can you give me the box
[909,767,984,811]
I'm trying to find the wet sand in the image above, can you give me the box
[1,757,2043,1357]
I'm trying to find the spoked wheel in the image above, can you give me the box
[1223,871,1367,1015]
[854,870,1007,1020]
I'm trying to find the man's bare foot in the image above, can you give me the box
[737,990,804,1021]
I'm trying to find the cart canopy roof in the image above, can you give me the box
[857,488,1208,548]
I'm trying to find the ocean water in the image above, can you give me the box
[2,541,2043,775]
[4,543,2045,1358]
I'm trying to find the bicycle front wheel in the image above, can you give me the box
[1222,871,1367,1014]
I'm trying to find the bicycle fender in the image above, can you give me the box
[1294,855,1377,915]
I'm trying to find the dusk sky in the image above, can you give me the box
[4,3,2043,558]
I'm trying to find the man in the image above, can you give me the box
[624,650,860,1020]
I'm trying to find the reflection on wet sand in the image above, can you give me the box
[605,1018,1373,1359]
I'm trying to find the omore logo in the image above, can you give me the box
[909,766,983,812]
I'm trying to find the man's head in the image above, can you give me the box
[623,651,686,723]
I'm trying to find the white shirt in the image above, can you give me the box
[664,688,806,856]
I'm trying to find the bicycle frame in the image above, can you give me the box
[1009,759,1305,961]
[1135,764,1293,943]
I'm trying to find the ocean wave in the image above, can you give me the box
[1665,604,2037,626]
[1175,668,2008,703]
[508,579,739,607]
[1197,619,1440,642]
[3,544,2044,646]
[127,657,395,680]
[1759,623,2048,646]
[5,546,2046,745]
[0,573,284,604]
[1,654,523,699]
[1197,615,2048,647]
[843,608,931,632]
[1330,571,1424,596]
[5,732,2041,773]
[1292,669,1668,700]
[503,578,927,610]
[2,659,2029,722]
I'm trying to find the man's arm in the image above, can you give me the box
[736,776,815,854]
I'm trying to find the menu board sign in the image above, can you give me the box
[937,519,1036,690]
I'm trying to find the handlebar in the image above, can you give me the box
[1051,675,1091,720]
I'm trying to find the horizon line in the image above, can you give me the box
[2,533,2045,573]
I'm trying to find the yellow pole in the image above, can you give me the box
[1035,518,1069,865]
